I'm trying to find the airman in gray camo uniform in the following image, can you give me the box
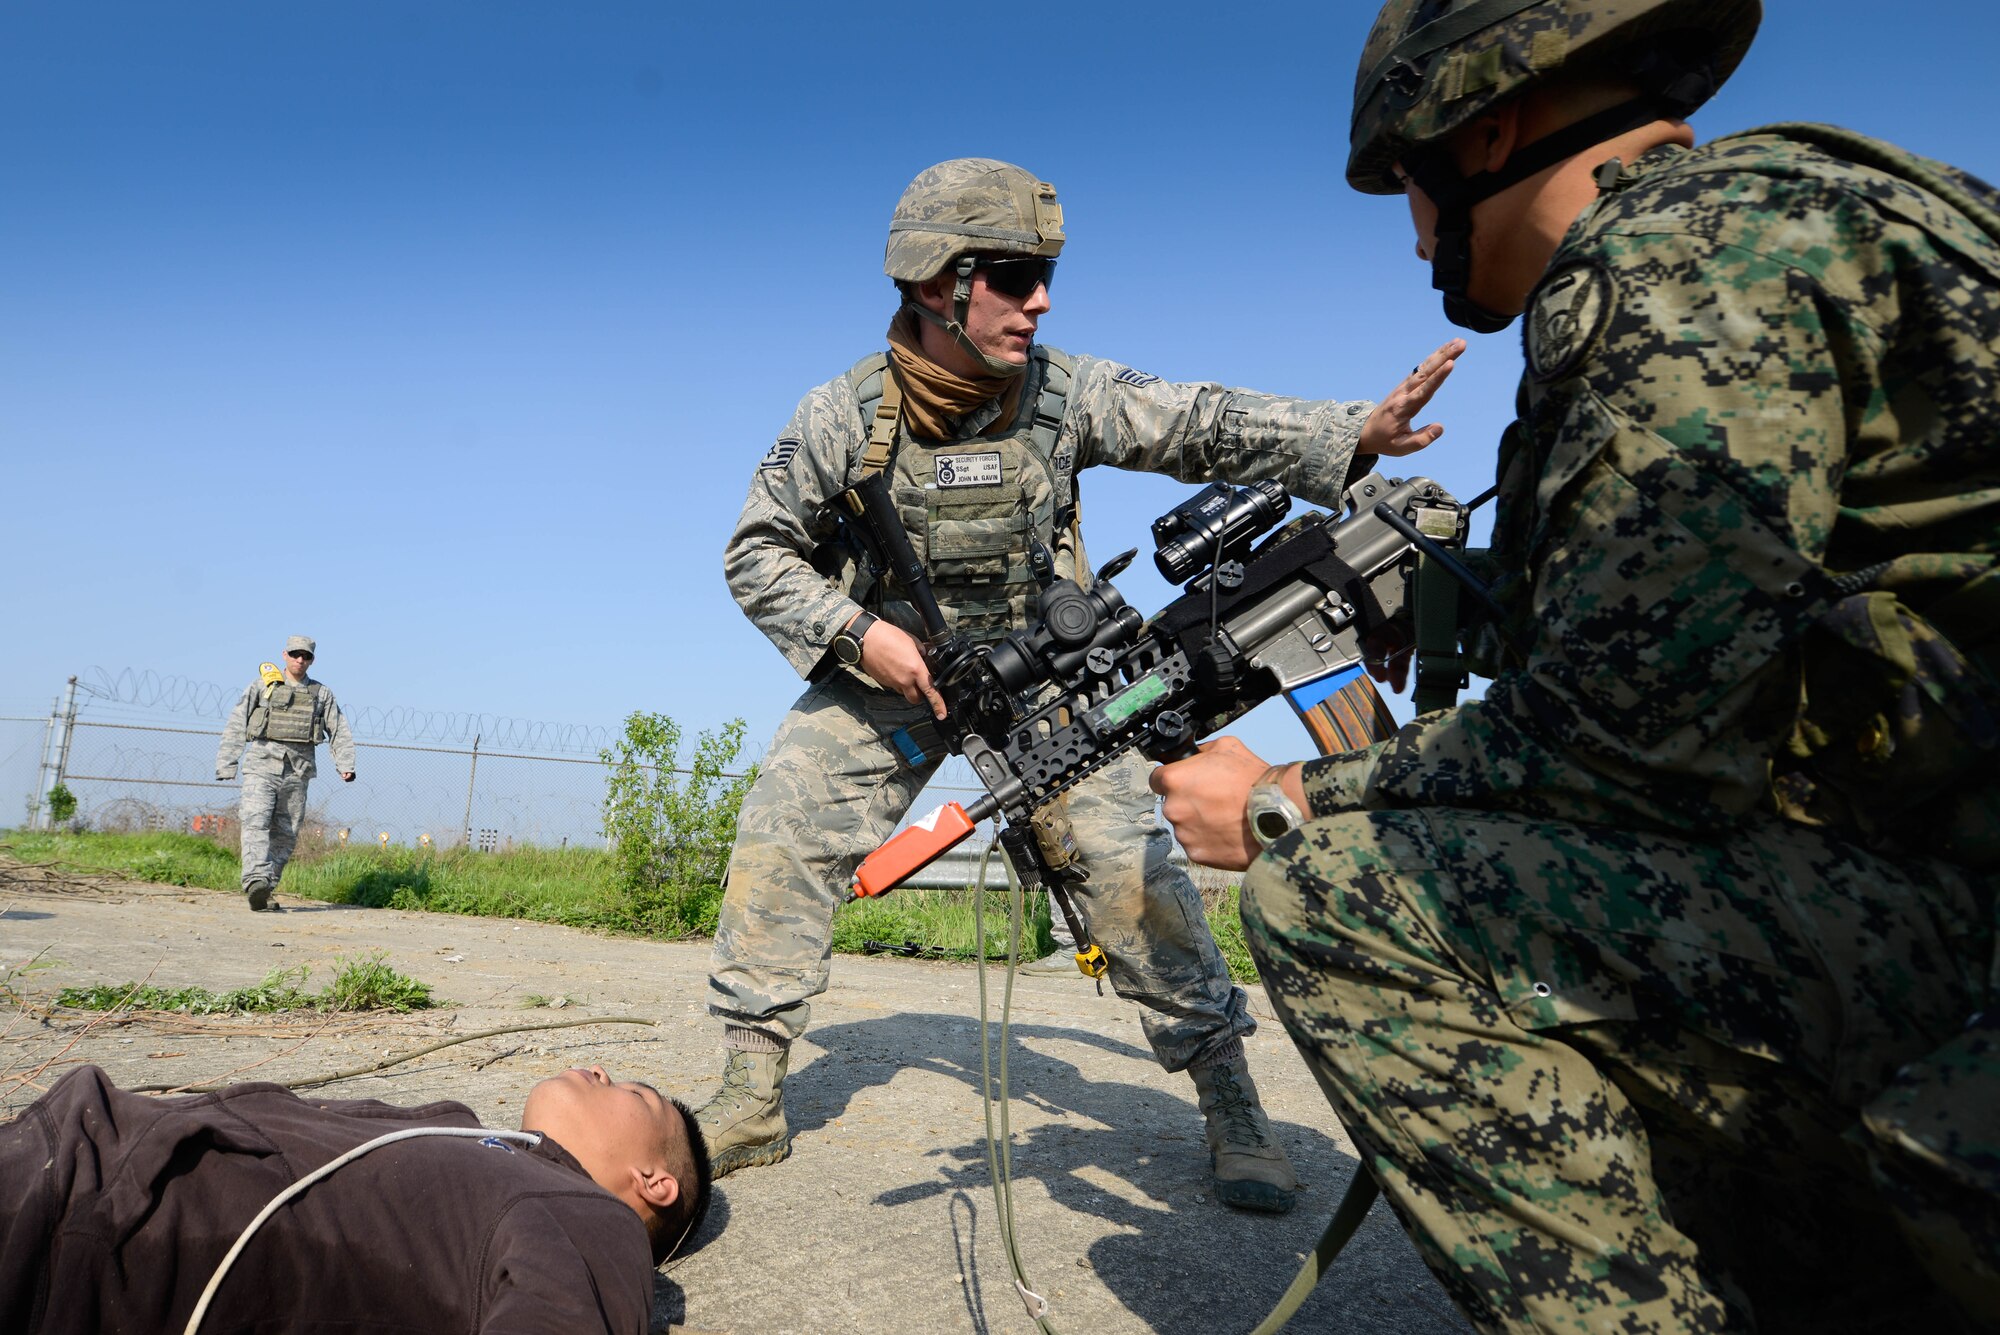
[216,636,355,911]
[1154,1,1999,1330]
[700,155,1466,1211]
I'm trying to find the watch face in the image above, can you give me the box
[834,635,862,665]
[1252,808,1293,842]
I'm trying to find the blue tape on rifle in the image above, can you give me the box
[1285,664,1366,712]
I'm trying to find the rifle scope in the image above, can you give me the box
[978,581,1140,700]
[1151,479,1290,584]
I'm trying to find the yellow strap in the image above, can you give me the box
[860,365,903,477]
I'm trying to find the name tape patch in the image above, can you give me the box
[1113,368,1161,388]
[759,438,802,474]
[935,452,1003,488]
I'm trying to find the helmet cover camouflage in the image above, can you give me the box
[1347,0,1761,194]
[884,159,1065,282]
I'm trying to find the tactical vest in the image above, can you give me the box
[845,347,1079,645]
[250,680,325,745]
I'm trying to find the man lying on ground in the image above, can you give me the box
[1,1062,712,1334]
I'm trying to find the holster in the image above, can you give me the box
[1030,793,1088,885]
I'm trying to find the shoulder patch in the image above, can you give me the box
[759,438,802,474]
[1113,367,1160,388]
[1525,261,1615,382]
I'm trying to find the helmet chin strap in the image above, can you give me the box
[904,255,1029,378]
[1409,95,1680,334]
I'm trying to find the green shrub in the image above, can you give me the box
[599,712,755,936]
[45,784,77,826]
[325,954,436,1012]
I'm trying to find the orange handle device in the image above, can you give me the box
[852,801,978,898]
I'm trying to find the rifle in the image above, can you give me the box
[830,469,1487,899]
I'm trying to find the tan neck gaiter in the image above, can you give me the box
[885,309,1024,440]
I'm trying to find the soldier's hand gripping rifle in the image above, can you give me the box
[836,470,1496,907]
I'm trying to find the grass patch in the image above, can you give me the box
[0,831,631,929]
[322,955,439,1012]
[1201,883,1258,984]
[3,830,240,890]
[54,954,437,1015]
[832,888,1057,963]
[1,829,1260,981]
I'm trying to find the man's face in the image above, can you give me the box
[1395,162,1533,319]
[919,257,1053,373]
[1396,167,1440,264]
[521,1065,687,1198]
[284,649,314,680]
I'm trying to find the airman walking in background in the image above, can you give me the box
[216,635,355,911]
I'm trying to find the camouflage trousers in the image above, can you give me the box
[1241,807,1998,1335]
[710,671,1252,1070]
[237,756,310,891]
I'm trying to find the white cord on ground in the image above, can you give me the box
[183,1126,541,1335]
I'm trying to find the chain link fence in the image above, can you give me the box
[2,674,997,856]
[10,715,624,849]
[5,665,1216,900]
[0,715,54,831]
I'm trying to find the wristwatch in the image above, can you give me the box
[832,611,879,667]
[1246,765,1306,849]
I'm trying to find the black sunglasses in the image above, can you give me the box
[287,650,314,661]
[977,256,1056,300]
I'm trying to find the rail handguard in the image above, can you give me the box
[848,472,1479,898]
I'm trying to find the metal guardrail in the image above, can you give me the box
[895,844,1196,890]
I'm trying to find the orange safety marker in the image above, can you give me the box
[852,801,978,898]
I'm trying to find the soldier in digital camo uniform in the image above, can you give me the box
[216,636,356,911]
[700,155,1468,1211]
[1152,1,1999,1331]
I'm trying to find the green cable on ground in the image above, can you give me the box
[974,840,1057,1334]
[971,832,1379,1334]
[1244,1170,1382,1334]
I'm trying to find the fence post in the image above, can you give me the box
[29,693,57,829]
[54,676,79,785]
[38,676,80,830]
[461,733,480,846]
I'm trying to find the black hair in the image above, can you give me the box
[654,1097,714,1265]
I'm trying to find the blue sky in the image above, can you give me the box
[5,1,1997,771]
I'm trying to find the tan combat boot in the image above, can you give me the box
[1192,1055,1300,1213]
[695,1042,792,1178]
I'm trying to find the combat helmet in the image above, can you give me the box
[885,158,1065,376]
[1348,0,1760,330]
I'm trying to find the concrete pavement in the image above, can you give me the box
[0,865,1472,1335]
